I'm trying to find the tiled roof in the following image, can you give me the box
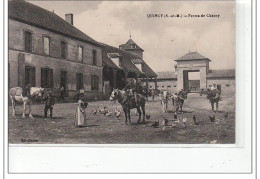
[8,0,101,47]
[156,71,177,79]
[102,44,142,74]
[175,52,210,61]
[102,44,157,77]
[207,69,235,78]
[119,38,144,51]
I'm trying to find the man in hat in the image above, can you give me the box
[43,92,55,118]
[23,84,32,98]
[123,79,139,106]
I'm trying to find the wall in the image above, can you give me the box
[148,79,177,93]
[207,78,236,94]
[9,19,103,66]
[9,19,103,100]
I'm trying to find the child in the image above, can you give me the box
[43,92,55,118]
[75,96,88,127]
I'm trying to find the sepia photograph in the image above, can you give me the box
[8,0,236,144]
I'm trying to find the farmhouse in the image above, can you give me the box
[8,0,103,100]
[148,51,235,95]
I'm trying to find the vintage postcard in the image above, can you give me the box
[8,0,236,145]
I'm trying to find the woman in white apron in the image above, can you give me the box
[75,96,88,127]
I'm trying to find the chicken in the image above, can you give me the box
[174,112,177,120]
[92,110,97,115]
[182,118,187,127]
[193,115,198,125]
[224,112,229,118]
[115,111,121,118]
[97,106,102,113]
[208,115,215,122]
[146,115,150,120]
[151,120,159,128]
[162,117,169,126]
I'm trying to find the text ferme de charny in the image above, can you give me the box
[147,13,221,18]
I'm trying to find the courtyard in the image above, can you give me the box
[8,93,235,144]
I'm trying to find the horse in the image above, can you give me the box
[159,90,171,113]
[207,89,220,112]
[171,93,187,113]
[109,89,146,125]
[9,87,44,118]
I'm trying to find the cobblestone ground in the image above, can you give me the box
[8,93,235,144]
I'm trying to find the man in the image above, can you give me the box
[151,89,155,102]
[123,79,139,106]
[43,92,55,119]
[23,84,31,98]
[177,89,186,100]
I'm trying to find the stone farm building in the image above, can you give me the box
[148,52,235,95]
[9,0,103,100]
[8,0,157,100]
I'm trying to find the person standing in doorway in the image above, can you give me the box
[60,86,65,101]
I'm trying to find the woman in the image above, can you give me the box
[75,96,88,127]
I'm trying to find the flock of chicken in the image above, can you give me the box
[151,111,229,130]
[91,105,229,130]
[92,106,121,118]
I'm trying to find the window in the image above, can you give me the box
[25,66,35,86]
[76,73,83,90]
[24,31,32,52]
[226,84,230,87]
[162,86,164,88]
[92,50,97,65]
[43,36,50,55]
[61,41,67,59]
[150,86,152,88]
[41,68,53,88]
[167,86,171,88]
[78,46,83,62]
[135,63,142,72]
[174,85,176,87]
[119,58,122,67]
[91,75,99,90]
[131,44,136,48]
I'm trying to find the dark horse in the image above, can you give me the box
[109,89,146,125]
[207,89,221,112]
[171,91,187,113]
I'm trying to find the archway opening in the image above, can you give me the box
[183,70,200,93]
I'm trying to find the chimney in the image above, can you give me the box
[65,13,73,25]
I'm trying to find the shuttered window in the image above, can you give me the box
[92,50,97,65]
[76,73,83,90]
[61,41,67,59]
[24,31,32,52]
[78,46,83,62]
[43,36,50,55]
[41,68,53,88]
[91,75,99,90]
[25,66,35,86]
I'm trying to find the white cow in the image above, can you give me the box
[9,87,44,118]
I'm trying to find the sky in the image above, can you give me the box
[29,1,236,73]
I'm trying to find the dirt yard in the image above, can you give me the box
[8,93,235,144]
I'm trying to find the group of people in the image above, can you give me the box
[23,84,87,127]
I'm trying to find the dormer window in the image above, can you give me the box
[111,57,122,68]
[135,63,142,72]
[131,44,137,49]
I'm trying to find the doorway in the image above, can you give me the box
[183,70,200,93]
[60,71,67,94]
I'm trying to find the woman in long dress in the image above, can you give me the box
[75,96,88,127]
